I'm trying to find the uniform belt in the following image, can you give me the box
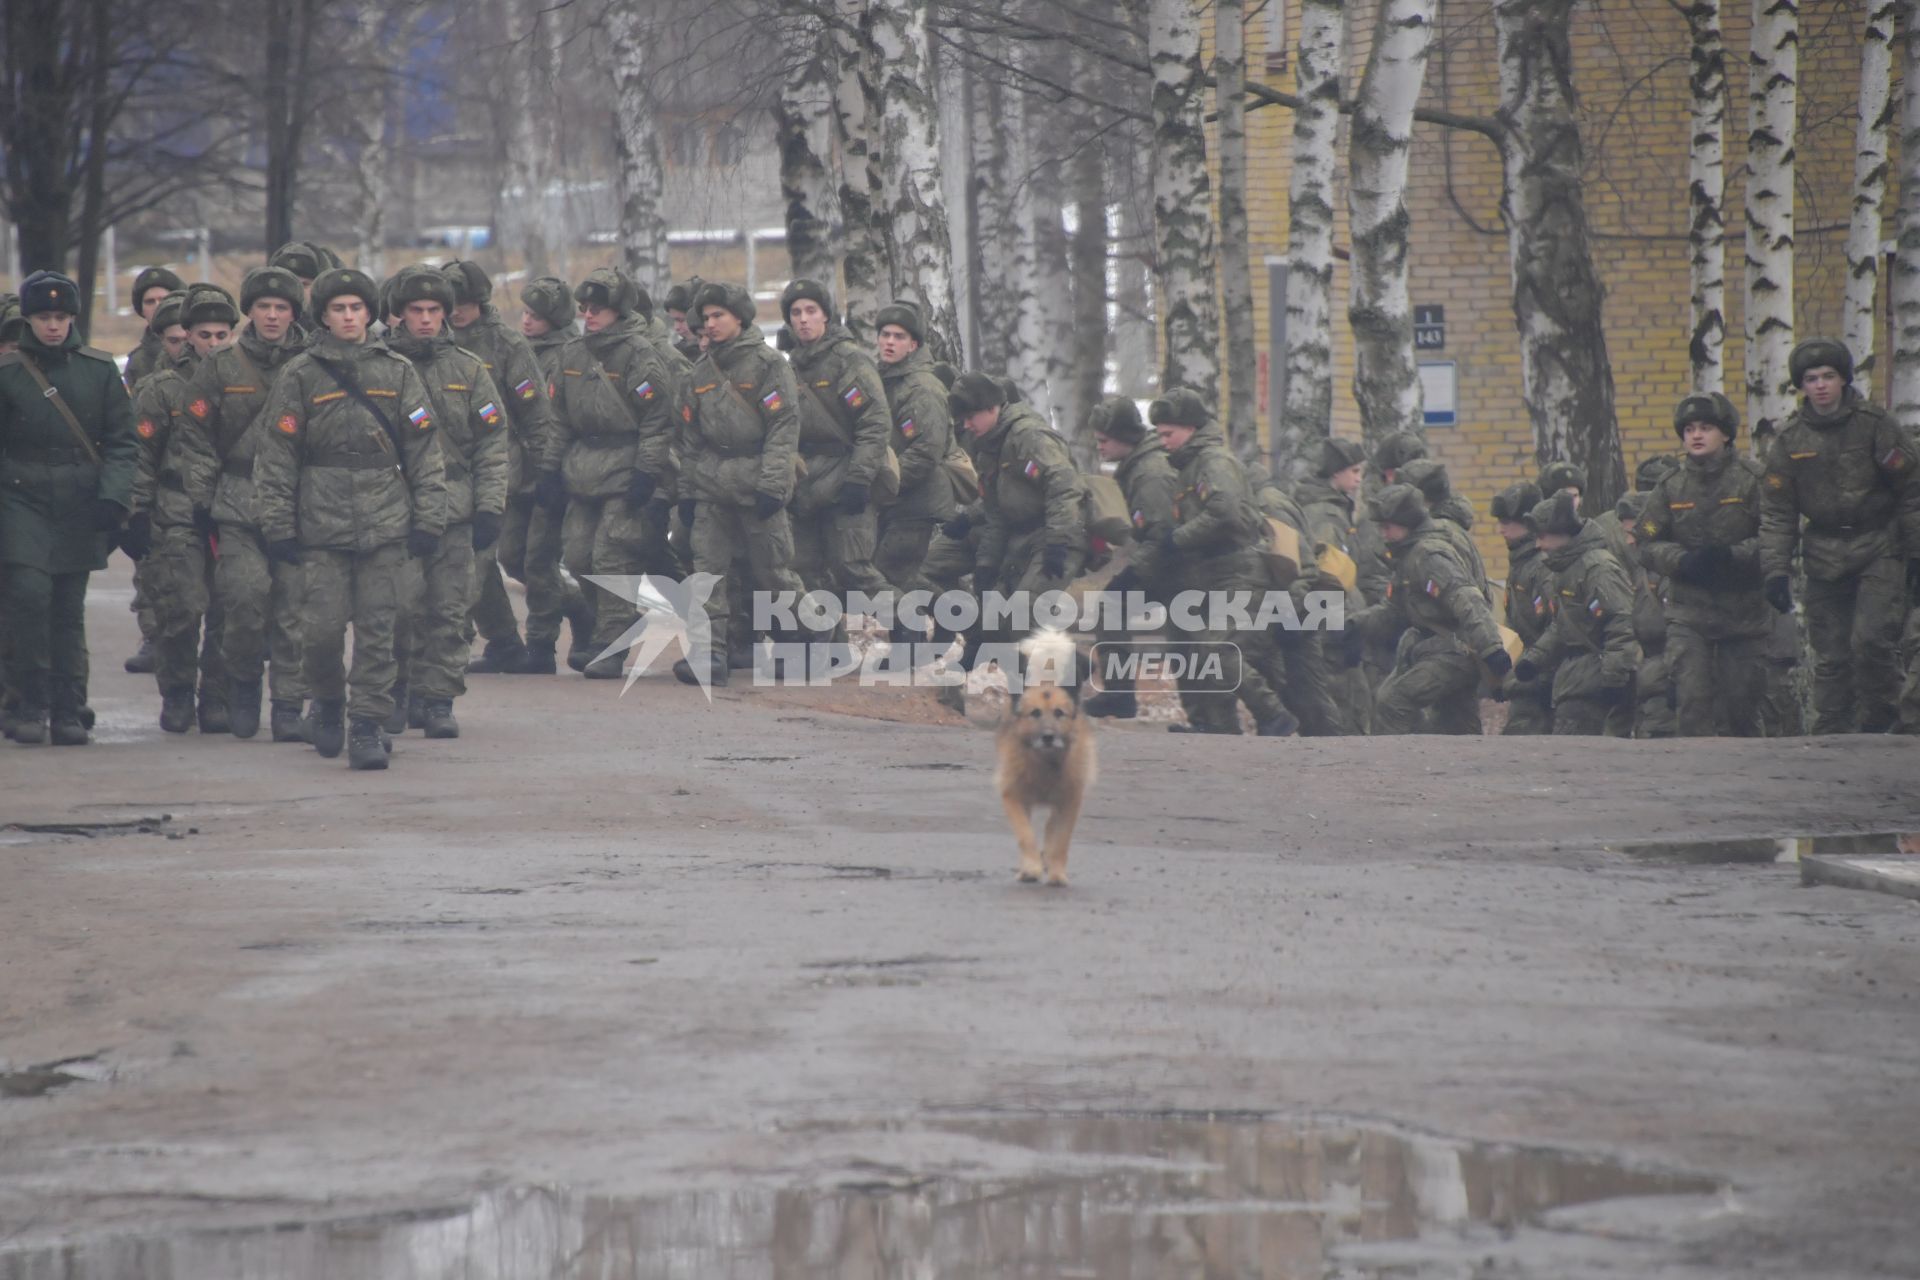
[573,432,632,448]
[222,456,253,479]
[306,451,399,471]
[1806,513,1889,536]
[4,445,94,465]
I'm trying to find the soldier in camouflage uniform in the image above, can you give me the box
[439,260,563,675]
[1636,453,1681,494]
[385,266,509,738]
[1615,493,1674,738]
[662,278,706,362]
[1398,458,1491,602]
[1251,474,1346,735]
[123,285,192,674]
[780,278,895,642]
[183,266,311,741]
[253,267,448,770]
[124,266,186,391]
[1511,493,1640,736]
[1537,458,1637,735]
[1759,338,1920,734]
[550,267,679,679]
[679,282,806,686]
[129,284,237,734]
[1491,481,1552,734]
[268,242,336,305]
[1295,437,1380,732]
[870,303,957,621]
[1347,484,1509,735]
[1633,392,1768,736]
[1083,396,1176,719]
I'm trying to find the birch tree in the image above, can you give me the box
[493,0,568,280]
[1027,143,1070,420]
[1494,0,1625,505]
[1683,0,1728,395]
[1276,0,1346,482]
[606,4,670,295]
[869,0,962,361]
[1743,0,1797,441]
[828,0,888,332]
[1066,137,1108,459]
[1146,0,1222,396]
[1891,0,1920,429]
[1346,0,1435,445]
[1844,0,1896,398]
[1214,0,1259,464]
[775,12,841,287]
[968,65,1021,373]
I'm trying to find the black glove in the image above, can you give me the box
[534,470,567,513]
[119,511,152,560]
[192,506,218,540]
[753,492,784,521]
[408,529,440,559]
[1513,658,1539,683]
[1339,627,1366,669]
[1484,649,1513,680]
[268,538,303,567]
[1763,575,1793,614]
[1159,528,1179,554]
[471,511,503,550]
[1674,544,1732,586]
[627,470,658,509]
[644,496,673,532]
[91,498,125,532]
[1597,683,1630,708]
[677,499,697,530]
[1041,543,1069,580]
[941,513,973,540]
[838,481,869,515]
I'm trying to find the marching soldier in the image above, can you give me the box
[1615,492,1674,738]
[124,265,186,390]
[123,287,191,675]
[253,267,448,770]
[1295,437,1383,732]
[1083,396,1176,719]
[1511,493,1640,735]
[872,302,956,617]
[0,271,140,746]
[1491,481,1552,734]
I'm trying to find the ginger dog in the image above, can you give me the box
[996,630,1097,886]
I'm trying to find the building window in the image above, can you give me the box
[669,123,702,168]
[1263,0,1288,75]
[711,121,744,168]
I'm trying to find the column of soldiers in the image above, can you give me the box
[5,239,1920,748]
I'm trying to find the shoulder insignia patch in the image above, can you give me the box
[899,418,917,438]
[1132,509,1146,530]
[188,398,209,419]
[276,414,298,435]
[842,384,866,409]
[478,401,501,425]
[634,380,655,400]
[1882,447,1909,471]
[1588,597,1604,617]
[761,388,784,412]
[514,377,537,399]
[1532,594,1546,615]
[1023,459,1041,480]
[1197,479,1211,500]
[1424,578,1438,597]
[408,406,432,430]
[682,405,693,423]
[136,418,156,439]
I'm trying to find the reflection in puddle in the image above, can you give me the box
[1610,832,1920,864]
[0,1113,1720,1278]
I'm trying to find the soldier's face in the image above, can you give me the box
[189,322,231,356]
[1496,519,1529,544]
[875,325,917,365]
[1537,531,1571,552]
[521,309,551,337]
[1380,520,1410,543]
[669,309,692,342]
[702,305,741,343]
[138,286,170,320]
[1619,517,1639,547]
[402,300,444,340]
[961,406,1001,437]
[1801,367,1844,412]
[161,325,189,359]
[451,301,482,329]
[28,313,72,346]
[1154,423,1196,452]
[1094,432,1129,462]
[1681,421,1728,458]
[787,299,827,344]
[250,298,295,343]
[1330,463,1364,495]
[324,296,369,341]
[580,302,617,334]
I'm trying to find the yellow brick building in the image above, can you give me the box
[1220,0,1883,571]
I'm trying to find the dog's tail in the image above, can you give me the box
[1018,627,1082,691]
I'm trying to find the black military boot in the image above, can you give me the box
[228,679,263,739]
[582,647,626,680]
[123,638,156,674]
[269,700,306,743]
[310,697,346,759]
[347,717,388,770]
[1082,675,1138,719]
[467,635,530,674]
[384,682,410,735]
[672,651,729,688]
[520,640,558,675]
[160,685,195,734]
[422,699,459,739]
[50,680,89,746]
[565,601,597,672]
[197,685,230,735]
[1256,709,1300,737]
[10,674,49,745]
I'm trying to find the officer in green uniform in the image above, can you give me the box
[1491,481,1552,734]
[1634,392,1768,736]
[780,278,895,642]
[1512,493,1640,735]
[130,284,237,734]
[0,271,140,745]
[183,266,311,741]
[1759,338,1920,733]
[872,302,956,611]
[253,267,448,770]
[1083,396,1176,719]
[385,266,509,738]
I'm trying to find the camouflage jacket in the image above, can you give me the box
[182,326,307,530]
[389,328,510,526]
[974,401,1086,575]
[129,350,215,528]
[449,304,560,496]
[551,316,676,502]
[1636,447,1768,638]
[1524,520,1641,702]
[1353,518,1503,659]
[683,327,801,507]
[1114,433,1179,588]
[786,324,891,513]
[1760,391,1920,580]
[877,345,955,522]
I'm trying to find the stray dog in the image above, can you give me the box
[997,630,1097,886]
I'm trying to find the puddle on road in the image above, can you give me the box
[1610,831,1920,864]
[0,1055,109,1100]
[0,1112,1721,1279]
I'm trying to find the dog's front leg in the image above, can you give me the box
[1001,790,1043,882]
[1040,790,1083,887]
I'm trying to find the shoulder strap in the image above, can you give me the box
[308,353,405,459]
[16,353,103,466]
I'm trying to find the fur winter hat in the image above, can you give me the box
[1789,337,1853,387]
[130,265,184,311]
[1088,396,1146,444]
[1367,483,1428,531]
[1490,481,1542,524]
[1672,391,1738,439]
[1148,387,1211,429]
[1318,437,1367,478]
[240,266,304,318]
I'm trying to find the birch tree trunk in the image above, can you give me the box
[1027,148,1070,422]
[1844,0,1896,398]
[775,12,841,287]
[606,4,670,296]
[1214,0,1259,464]
[1277,0,1346,482]
[1495,0,1626,506]
[1007,81,1054,411]
[829,0,888,333]
[1346,0,1434,445]
[1066,139,1109,461]
[1146,0,1222,397]
[869,0,962,362]
[1683,0,1728,395]
[1743,0,1797,441]
[968,67,1019,374]
[1891,0,1920,429]
[1113,152,1157,396]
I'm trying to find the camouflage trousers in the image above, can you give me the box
[565,495,672,653]
[1177,623,1291,733]
[395,522,475,702]
[1804,557,1904,733]
[2,565,89,713]
[792,504,894,634]
[1667,624,1765,737]
[1632,648,1675,738]
[471,493,578,649]
[216,524,308,704]
[147,523,224,700]
[300,542,405,723]
[691,502,806,657]
[1760,660,1805,737]
[1551,694,1615,736]
[131,555,158,643]
[1373,634,1481,735]
[1277,627,1347,736]
[1502,686,1553,735]
[875,513,940,595]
